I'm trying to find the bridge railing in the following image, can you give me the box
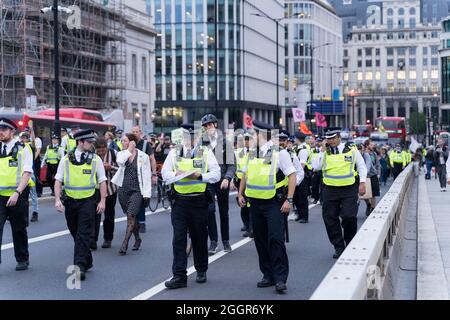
[310,163,415,300]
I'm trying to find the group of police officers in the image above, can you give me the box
[1,113,371,293]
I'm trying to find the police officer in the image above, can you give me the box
[310,138,323,204]
[162,124,220,289]
[0,118,33,271]
[234,129,254,237]
[389,143,406,179]
[54,129,107,281]
[312,127,368,259]
[200,114,236,255]
[238,121,297,293]
[277,131,304,190]
[41,134,62,197]
[61,124,79,156]
[294,132,312,223]
[113,129,123,151]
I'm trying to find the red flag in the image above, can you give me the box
[299,122,312,135]
[315,112,328,128]
[243,112,253,129]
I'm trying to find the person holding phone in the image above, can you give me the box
[312,127,368,259]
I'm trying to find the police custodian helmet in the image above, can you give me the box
[201,114,218,126]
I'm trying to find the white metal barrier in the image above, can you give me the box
[310,164,414,300]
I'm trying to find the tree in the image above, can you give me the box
[408,111,426,134]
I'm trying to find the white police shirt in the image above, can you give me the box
[312,142,368,183]
[55,148,107,184]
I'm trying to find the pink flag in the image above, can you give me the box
[315,112,328,128]
[292,108,306,122]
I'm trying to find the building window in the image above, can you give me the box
[409,70,416,79]
[398,70,406,80]
[398,8,404,15]
[431,46,439,55]
[387,71,394,80]
[366,34,372,40]
[357,49,362,56]
[344,72,349,81]
[366,60,372,67]
[387,33,394,40]
[375,48,380,56]
[142,57,147,89]
[431,69,439,79]
[376,60,380,67]
[375,71,381,80]
[358,60,362,68]
[387,59,394,67]
[398,32,405,39]
[365,72,373,81]
[132,105,139,126]
[387,8,393,16]
[410,32,416,39]
[387,19,393,30]
[397,47,406,55]
[409,58,416,66]
[423,47,428,55]
[365,48,372,56]
[409,7,416,15]
[423,58,428,66]
[409,18,416,28]
[387,47,394,55]
[344,49,348,56]
[432,57,439,65]
[423,70,428,79]
[357,72,363,81]
[409,47,416,55]
[398,19,404,28]
[343,59,349,68]
[132,54,137,88]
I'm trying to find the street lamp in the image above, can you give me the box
[40,1,74,140]
[251,12,303,127]
[349,89,357,127]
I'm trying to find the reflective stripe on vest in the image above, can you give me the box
[173,147,208,194]
[0,146,24,196]
[63,157,98,199]
[322,149,357,187]
[46,146,60,164]
[235,148,248,180]
[245,151,286,199]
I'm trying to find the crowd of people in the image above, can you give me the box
[1,113,449,293]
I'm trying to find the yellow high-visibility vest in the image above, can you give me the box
[322,148,357,187]
[45,145,61,165]
[63,155,98,199]
[0,143,26,196]
[245,149,288,199]
[235,148,249,180]
[390,151,406,167]
[173,147,208,194]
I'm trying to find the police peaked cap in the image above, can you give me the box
[73,129,96,142]
[324,127,342,139]
[0,117,18,130]
[252,120,273,132]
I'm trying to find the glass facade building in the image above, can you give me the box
[440,17,450,126]
[151,0,284,132]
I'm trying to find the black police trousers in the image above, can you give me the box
[392,163,404,180]
[322,183,359,251]
[65,196,96,272]
[91,193,117,244]
[0,189,30,264]
[295,175,310,221]
[171,195,209,279]
[311,171,323,202]
[45,163,58,194]
[249,197,289,283]
[207,181,230,242]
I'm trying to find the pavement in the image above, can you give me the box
[420,176,450,298]
[0,183,392,300]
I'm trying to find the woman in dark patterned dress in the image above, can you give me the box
[112,133,152,255]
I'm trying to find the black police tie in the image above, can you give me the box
[80,153,86,162]
[1,144,6,157]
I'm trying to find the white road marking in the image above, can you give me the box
[131,202,320,300]
[1,207,168,251]
[6,192,241,250]
[131,237,253,300]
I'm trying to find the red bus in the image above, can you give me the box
[2,111,116,148]
[352,124,373,137]
[37,108,104,122]
[375,117,406,143]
